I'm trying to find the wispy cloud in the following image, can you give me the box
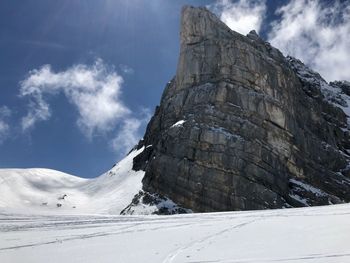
[268,0,350,82]
[0,106,11,143]
[112,109,151,156]
[21,40,67,49]
[209,0,267,35]
[20,59,148,152]
[119,64,134,75]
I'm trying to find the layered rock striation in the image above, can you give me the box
[133,6,350,212]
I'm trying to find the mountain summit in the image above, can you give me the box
[132,6,350,212]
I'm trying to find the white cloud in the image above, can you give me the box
[210,0,267,35]
[21,93,50,131]
[268,0,350,82]
[0,106,11,143]
[112,108,151,155]
[20,59,130,137]
[20,59,149,153]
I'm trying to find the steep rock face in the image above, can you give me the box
[133,6,350,212]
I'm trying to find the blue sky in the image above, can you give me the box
[0,0,349,178]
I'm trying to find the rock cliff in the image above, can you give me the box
[132,6,350,212]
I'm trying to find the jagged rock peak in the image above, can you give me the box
[180,6,235,45]
[176,6,285,91]
[246,30,260,40]
[133,6,350,213]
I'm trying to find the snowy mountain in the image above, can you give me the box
[0,5,350,262]
[2,6,350,216]
[0,147,147,214]
[133,6,350,212]
[0,146,187,215]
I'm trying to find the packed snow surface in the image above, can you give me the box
[0,147,145,214]
[1,204,350,262]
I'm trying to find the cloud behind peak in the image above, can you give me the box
[210,0,267,35]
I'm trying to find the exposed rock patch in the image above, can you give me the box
[121,190,191,215]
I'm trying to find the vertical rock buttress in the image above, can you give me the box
[133,6,350,212]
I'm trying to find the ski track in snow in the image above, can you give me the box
[1,204,350,263]
[162,219,260,263]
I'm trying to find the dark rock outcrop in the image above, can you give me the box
[133,6,350,212]
[120,190,191,215]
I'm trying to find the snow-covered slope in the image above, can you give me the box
[1,204,349,263]
[0,147,146,214]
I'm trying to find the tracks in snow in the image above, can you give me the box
[162,219,260,263]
